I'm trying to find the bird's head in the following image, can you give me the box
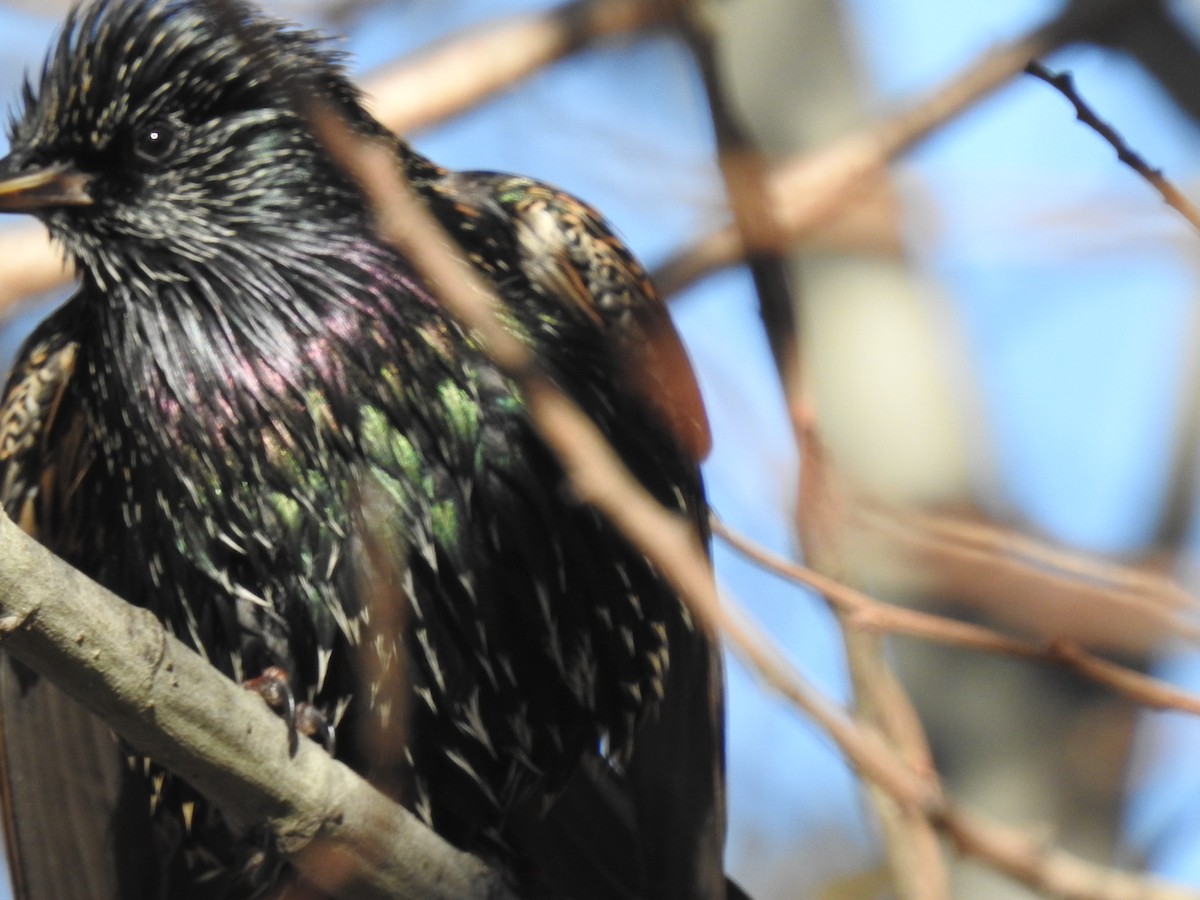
[0,0,381,287]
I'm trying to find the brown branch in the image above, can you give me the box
[854,501,1200,648]
[366,0,683,135]
[718,506,1200,898]
[714,517,1200,720]
[0,224,71,311]
[942,804,1200,900]
[650,2,1119,298]
[0,513,516,900]
[791,389,950,896]
[867,500,1198,615]
[1026,60,1200,234]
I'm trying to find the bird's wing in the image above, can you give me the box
[432,172,712,463]
[416,170,729,898]
[0,304,155,900]
[0,314,86,543]
[490,176,728,899]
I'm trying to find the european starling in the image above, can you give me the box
[0,0,728,898]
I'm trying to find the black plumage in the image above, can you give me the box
[0,1,728,898]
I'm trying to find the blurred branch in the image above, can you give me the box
[794,400,947,894]
[365,0,684,134]
[682,4,947,889]
[715,514,1200,899]
[714,517,1200,720]
[673,9,802,391]
[650,0,1137,298]
[0,224,70,310]
[857,501,1200,649]
[942,805,1200,900]
[0,513,515,900]
[1026,61,1200,233]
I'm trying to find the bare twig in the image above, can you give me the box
[865,500,1198,615]
[1024,57,1200,565]
[854,501,1200,647]
[1026,61,1200,233]
[714,517,1200,720]
[793,392,948,895]
[0,513,515,900]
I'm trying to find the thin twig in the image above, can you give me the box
[792,380,951,899]
[866,500,1198,613]
[1026,60,1200,234]
[713,517,1200,719]
[854,502,1200,645]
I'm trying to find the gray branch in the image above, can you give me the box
[0,511,517,900]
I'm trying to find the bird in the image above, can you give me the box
[0,0,730,898]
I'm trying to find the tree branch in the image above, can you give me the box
[941,805,1200,900]
[713,517,1200,721]
[1026,60,1200,233]
[367,0,683,135]
[0,512,516,900]
[650,0,1139,298]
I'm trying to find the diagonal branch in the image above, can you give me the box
[0,512,516,900]
[650,0,1139,298]
[308,50,1200,900]
[714,517,1200,720]
[1026,60,1200,233]
[367,0,684,134]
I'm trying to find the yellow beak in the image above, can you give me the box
[0,161,93,211]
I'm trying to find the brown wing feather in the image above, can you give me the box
[499,182,727,898]
[418,166,727,897]
[508,182,713,462]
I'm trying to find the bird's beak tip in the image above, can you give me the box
[0,161,93,212]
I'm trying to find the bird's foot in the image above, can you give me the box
[233,831,288,899]
[243,666,336,757]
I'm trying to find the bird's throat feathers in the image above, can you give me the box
[79,233,438,456]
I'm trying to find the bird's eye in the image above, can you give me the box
[131,120,180,166]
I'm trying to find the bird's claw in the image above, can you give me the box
[243,666,336,758]
[296,703,337,757]
[243,666,300,756]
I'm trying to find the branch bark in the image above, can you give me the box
[0,511,516,900]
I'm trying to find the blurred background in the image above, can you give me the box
[5,0,1200,897]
